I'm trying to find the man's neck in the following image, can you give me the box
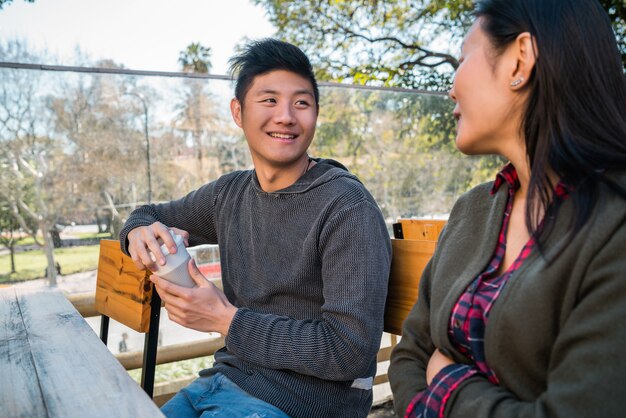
[254,156,312,192]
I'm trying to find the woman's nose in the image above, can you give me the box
[448,85,457,102]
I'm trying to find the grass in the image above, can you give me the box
[0,245,100,283]
[6,231,111,246]
[127,356,214,385]
[75,232,111,239]
[12,236,37,246]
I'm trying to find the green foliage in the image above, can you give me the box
[0,0,34,10]
[599,0,626,69]
[257,0,626,90]
[0,197,19,241]
[127,356,214,384]
[312,87,500,221]
[178,42,212,74]
[255,0,473,90]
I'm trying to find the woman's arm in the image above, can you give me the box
[444,223,626,418]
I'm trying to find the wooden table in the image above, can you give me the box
[0,287,164,418]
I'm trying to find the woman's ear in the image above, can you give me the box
[230,98,243,128]
[509,32,537,90]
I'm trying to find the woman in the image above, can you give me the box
[388,1,626,417]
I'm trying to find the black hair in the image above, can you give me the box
[475,0,626,244]
[228,38,319,109]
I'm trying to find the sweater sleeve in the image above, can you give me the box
[224,200,392,381]
[443,221,626,418]
[405,364,478,418]
[119,180,219,255]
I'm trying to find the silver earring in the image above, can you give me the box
[510,77,524,87]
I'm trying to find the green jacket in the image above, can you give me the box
[389,172,626,418]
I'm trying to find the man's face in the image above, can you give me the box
[230,70,317,170]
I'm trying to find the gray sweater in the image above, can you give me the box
[389,172,626,417]
[120,159,392,418]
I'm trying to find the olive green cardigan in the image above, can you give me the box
[389,172,626,418]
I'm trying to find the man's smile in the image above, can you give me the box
[268,132,298,141]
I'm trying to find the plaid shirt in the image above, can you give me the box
[405,164,571,418]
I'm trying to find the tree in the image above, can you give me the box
[178,42,213,74]
[0,40,68,285]
[255,0,472,90]
[174,43,223,184]
[600,0,626,69]
[173,83,221,183]
[49,59,159,238]
[311,86,502,220]
[256,0,625,90]
[0,0,34,10]
[0,195,21,274]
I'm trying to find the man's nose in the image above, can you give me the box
[273,103,296,124]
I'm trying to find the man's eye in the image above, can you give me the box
[295,100,310,107]
[261,98,276,103]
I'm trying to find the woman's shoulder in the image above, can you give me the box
[606,170,626,191]
[448,180,502,220]
[585,170,626,223]
[435,180,505,248]
[587,170,626,235]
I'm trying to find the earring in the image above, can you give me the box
[510,77,524,87]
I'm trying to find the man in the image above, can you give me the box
[120,39,391,418]
[118,332,128,353]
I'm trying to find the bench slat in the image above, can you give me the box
[398,219,446,241]
[95,239,153,332]
[384,239,437,335]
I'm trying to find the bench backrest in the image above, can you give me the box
[384,219,446,335]
[95,239,154,332]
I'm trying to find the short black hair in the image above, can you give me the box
[228,38,319,108]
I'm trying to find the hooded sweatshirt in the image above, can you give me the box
[120,158,392,418]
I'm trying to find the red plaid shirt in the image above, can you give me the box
[405,164,571,418]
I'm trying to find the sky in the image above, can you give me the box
[0,0,277,75]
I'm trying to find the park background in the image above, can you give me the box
[0,0,624,413]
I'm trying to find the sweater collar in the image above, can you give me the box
[250,158,359,195]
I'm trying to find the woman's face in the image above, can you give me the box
[449,19,525,158]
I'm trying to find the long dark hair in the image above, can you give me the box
[475,0,626,243]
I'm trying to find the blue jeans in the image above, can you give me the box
[161,373,290,418]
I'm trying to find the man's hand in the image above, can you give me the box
[426,349,455,385]
[150,258,237,336]
[127,222,189,271]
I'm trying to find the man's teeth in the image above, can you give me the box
[269,133,296,139]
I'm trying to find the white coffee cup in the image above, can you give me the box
[149,230,196,288]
